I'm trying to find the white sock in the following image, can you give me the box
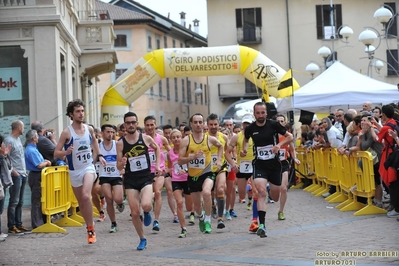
[205,215,211,222]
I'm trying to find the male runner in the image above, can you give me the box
[143,116,171,231]
[241,102,293,237]
[116,112,161,250]
[178,113,223,234]
[99,124,125,233]
[54,99,106,244]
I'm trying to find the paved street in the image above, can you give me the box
[1,189,398,266]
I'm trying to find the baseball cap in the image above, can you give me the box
[242,114,254,124]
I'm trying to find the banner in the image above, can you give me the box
[0,67,22,101]
[102,45,299,124]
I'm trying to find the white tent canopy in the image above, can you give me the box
[277,61,399,113]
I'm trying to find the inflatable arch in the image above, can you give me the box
[101,45,296,125]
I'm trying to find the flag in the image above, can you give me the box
[277,69,300,98]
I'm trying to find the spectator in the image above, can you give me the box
[4,120,30,234]
[183,126,192,137]
[373,105,399,217]
[24,130,51,229]
[334,109,346,136]
[0,134,12,241]
[31,121,57,166]
[362,101,373,113]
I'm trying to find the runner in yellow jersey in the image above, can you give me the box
[178,113,223,234]
[225,114,260,232]
[206,114,230,229]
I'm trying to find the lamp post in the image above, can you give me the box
[358,5,399,78]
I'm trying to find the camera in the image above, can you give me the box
[46,132,52,137]
[367,116,372,120]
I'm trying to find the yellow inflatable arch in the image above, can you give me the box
[102,45,294,125]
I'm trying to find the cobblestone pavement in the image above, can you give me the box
[1,189,398,266]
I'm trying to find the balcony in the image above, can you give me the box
[77,10,118,79]
[237,27,262,44]
[218,82,261,101]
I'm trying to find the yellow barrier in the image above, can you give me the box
[295,148,387,216]
[32,166,79,233]
[291,147,306,189]
[302,149,319,192]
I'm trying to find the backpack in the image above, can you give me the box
[386,120,399,138]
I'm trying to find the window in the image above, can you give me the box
[158,81,163,98]
[245,79,262,94]
[187,80,192,104]
[166,78,170,100]
[173,39,176,48]
[236,8,262,43]
[316,4,342,40]
[115,68,127,79]
[385,3,397,37]
[156,36,161,49]
[180,42,183,48]
[164,36,167,48]
[387,49,399,76]
[204,84,207,104]
[174,78,178,102]
[200,83,203,105]
[115,34,127,47]
[194,82,198,104]
[150,86,154,96]
[148,35,152,49]
[182,79,185,103]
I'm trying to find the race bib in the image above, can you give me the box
[95,162,101,173]
[149,151,156,164]
[173,163,188,175]
[279,149,287,161]
[256,145,275,160]
[128,155,148,172]
[211,154,218,166]
[99,162,118,177]
[75,150,92,168]
[188,154,205,169]
[239,160,253,173]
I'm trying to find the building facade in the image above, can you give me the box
[97,0,209,127]
[0,0,117,136]
[207,0,399,119]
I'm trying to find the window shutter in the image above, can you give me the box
[335,4,342,34]
[385,2,397,37]
[236,9,242,28]
[255,8,262,27]
[316,5,323,39]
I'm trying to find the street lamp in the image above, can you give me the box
[358,4,399,77]
[305,62,321,80]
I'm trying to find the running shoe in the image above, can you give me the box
[109,224,118,233]
[0,237,5,242]
[229,209,238,218]
[256,224,267,238]
[249,221,259,233]
[17,225,32,234]
[278,211,286,220]
[268,198,275,204]
[152,220,160,231]
[387,209,399,218]
[199,218,205,232]
[247,201,252,211]
[173,216,179,223]
[178,228,187,238]
[116,203,125,213]
[204,221,212,234]
[239,198,246,203]
[97,212,106,222]
[217,219,225,229]
[225,210,232,220]
[188,214,195,225]
[87,229,97,244]
[211,205,218,219]
[0,233,8,238]
[8,226,24,236]
[143,212,152,226]
[137,238,147,250]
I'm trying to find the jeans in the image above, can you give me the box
[7,174,27,229]
[0,188,5,233]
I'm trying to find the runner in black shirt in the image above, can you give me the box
[241,102,293,238]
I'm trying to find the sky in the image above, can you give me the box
[102,0,208,37]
